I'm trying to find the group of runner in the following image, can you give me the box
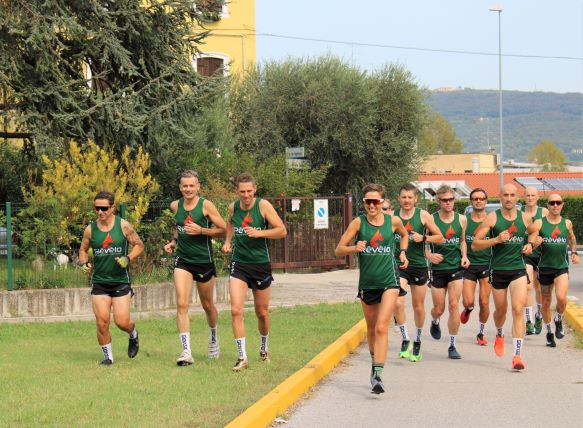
[336,182,578,394]
[78,173,578,395]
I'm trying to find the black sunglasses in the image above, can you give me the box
[547,201,563,206]
[439,197,455,203]
[94,206,111,212]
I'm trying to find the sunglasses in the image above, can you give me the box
[439,197,455,203]
[381,206,391,211]
[471,197,487,202]
[548,201,563,206]
[363,198,385,206]
[94,206,111,212]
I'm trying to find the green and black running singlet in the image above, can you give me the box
[430,212,463,271]
[231,198,270,264]
[175,197,213,264]
[538,217,569,270]
[90,216,129,284]
[465,216,492,265]
[357,214,399,290]
[394,207,426,267]
[522,206,544,260]
[490,210,527,270]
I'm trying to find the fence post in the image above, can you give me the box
[282,196,288,273]
[344,193,354,268]
[120,203,126,219]
[6,202,13,291]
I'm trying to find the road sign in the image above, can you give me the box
[286,147,305,158]
[314,199,329,229]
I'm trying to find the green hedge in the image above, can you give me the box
[425,196,583,243]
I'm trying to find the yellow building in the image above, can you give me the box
[194,0,256,76]
[422,153,498,174]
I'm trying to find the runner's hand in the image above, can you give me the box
[572,252,580,265]
[163,242,175,254]
[354,241,366,253]
[81,262,92,275]
[497,231,510,243]
[410,231,423,243]
[222,243,232,253]
[399,253,409,269]
[243,226,261,238]
[521,244,533,255]
[115,256,130,268]
[426,252,443,265]
[461,256,470,268]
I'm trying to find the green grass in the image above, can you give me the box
[0,302,362,427]
[570,325,583,349]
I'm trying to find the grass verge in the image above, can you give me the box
[0,302,362,427]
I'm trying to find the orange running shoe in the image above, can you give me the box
[512,355,525,370]
[494,334,504,356]
[476,334,488,346]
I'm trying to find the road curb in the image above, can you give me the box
[225,318,367,428]
[565,301,583,335]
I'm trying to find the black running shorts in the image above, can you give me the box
[524,256,540,272]
[489,269,527,290]
[358,287,399,305]
[91,282,134,298]
[464,265,490,282]
[430,269,464,289]
[174,258,216,283]
[229,261,273,290]
[399,265,429,286]
[538,268,569,287]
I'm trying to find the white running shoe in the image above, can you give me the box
[208,335,220,359]
[176,349,194,366]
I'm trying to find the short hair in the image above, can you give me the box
[399,183,418,195]
[235,172,256,187]
[94,191,115,205]
[469,188,488,199]
[362,183,385,199]
[436,184,454,198]
[180,170,199,180]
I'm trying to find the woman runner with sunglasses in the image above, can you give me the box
[79,191,144,365]
[335,184,409,394]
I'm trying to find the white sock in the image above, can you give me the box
[179,332,191,352]
[130,328,138,339]
[415,328,422,342]
[497,327,504,337]
[513,338,523,356]
[545,323,552,333]
[210,326,218,343]
[449,335,457,347]
[525,307,533,323]
[536,304,542,317]
[555,312,563,322]
[478,323,485,335]
[101,343,113,362]
[432,318,440,325]
[399,324,410,341]
[260,335,269,353]
[235,337,247,360]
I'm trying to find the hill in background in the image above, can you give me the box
[428,89,583,164]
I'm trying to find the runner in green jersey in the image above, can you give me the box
[392,183,443,362]
[460,188,492,346]
[222,173,287,372]
[79,191,144,365]
[472,184,538,371]
[529,194,579,347]
[336,183,409,394]
[163,170,227,366]
[521,187,549,335]
[426,185,470,360]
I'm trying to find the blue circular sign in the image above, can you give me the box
[317,207,325,217]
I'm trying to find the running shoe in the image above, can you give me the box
[448,346,461,359]
[409,341,422,362]
[512,355,525,370]
[176,349,194,366]
[546,332,556,348]
[494,334,505,357]
[232,358,249,371]
[100,358,113,366]
[371,376,385,394]
[525,320,535,336]
[399,340,411,359]
[534,314,543,335]
[260,351,270,363]
[430,322,441,340]
[208,335,220,359]
[460,309,471,324]
[476,333,488,346]
[128,330,139,358]
[555,319,565,339]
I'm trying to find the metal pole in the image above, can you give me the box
[497,10,504,191]
[6,202,13,291]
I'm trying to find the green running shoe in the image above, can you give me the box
[525,320,535,336]
[409,341,423,362]
[399,340,411,359]
[534,314,543,335]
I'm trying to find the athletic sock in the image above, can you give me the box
[449,335,457,348]
[260,335,269,353]
[399,324,410,341]
[235,337,247,360]
[101,343,113,362]
[497,327,504,337]
[478,323,485,336]
[179,332,191,352]
[513,338,523,356]
[465,306,474,315]
[130,328,138,339]
[545,323,552,334]
[210,326,218,343]
[415,328,422,342]
[536,304,542,317]
[372,363,384,379]
[555,312,563,322]
[432,318,440,325]
[525,307,533,323]
[370,352,375,377]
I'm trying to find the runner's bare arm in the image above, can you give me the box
[460,215,470,267]
[79,226,92,265]
[221,203,235,253]
[393,216,409,269]
[471,212,499,251]
[522,213,534,255]
[164,200,179,254]
[245,200,286,239]
[421,210,445,244]
[201,200,227,238]
[566,219,580,264]
[335,218,365,257]
[122,220,145,261]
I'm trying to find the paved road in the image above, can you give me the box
[284,266,583,428]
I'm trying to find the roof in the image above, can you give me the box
[417,171,583,197]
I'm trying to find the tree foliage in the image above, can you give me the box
[17,140,159,255]
[229,56,427,196]
[527,139,567,171]
[418,110,463,155]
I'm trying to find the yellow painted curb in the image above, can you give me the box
[225,318,367,428]
[565,301,583,335]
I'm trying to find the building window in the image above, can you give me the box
[194,54,229,76]
[194,0,227,21]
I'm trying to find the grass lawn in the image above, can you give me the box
[0,302,362,427]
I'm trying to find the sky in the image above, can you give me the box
[255,0,583,94]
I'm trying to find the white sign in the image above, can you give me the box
[291,199,301,212]
[286,147,305,158]
[287,158,309,169]
[314,199,329,230]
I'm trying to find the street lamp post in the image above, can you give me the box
[489,5,504,191]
